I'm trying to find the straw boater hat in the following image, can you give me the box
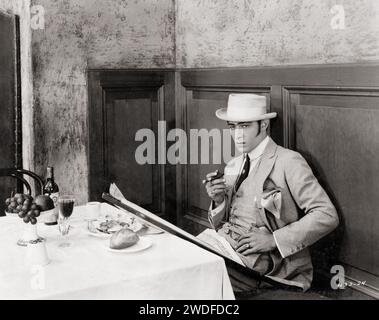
[216,93,277,122]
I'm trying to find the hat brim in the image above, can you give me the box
[215,108,277,122]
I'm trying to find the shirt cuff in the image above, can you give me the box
[273,231,286,259]
[208,199,226,229]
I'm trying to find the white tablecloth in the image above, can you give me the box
[0,204,234,300]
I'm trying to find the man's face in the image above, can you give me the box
[228,121,262,153]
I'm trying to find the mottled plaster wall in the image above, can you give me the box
[31,0,175,204]
[176,0,379,67]
[0,0,34,173]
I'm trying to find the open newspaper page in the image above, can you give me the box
[196,228,245,266]
[109,182,245,266]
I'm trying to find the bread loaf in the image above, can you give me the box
[109,227,139,249]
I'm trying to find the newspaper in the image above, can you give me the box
[197,228,245,266]
[109,183,164,234]
[109,182,127,201]
[109,182,245,266]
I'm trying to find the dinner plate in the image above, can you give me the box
[87,229,112,238]
[106,237,153,253]
[86,220,113,238]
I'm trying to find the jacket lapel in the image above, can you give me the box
[254,137,278,192]
[253,137,279,231]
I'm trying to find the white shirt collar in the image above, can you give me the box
[246,135,270,161]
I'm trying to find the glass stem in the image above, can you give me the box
[59,217,70,236]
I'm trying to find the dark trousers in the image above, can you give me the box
[228,253,274,294]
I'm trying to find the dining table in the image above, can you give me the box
[0,202,235,300]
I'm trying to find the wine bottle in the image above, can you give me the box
[43,166,59,225]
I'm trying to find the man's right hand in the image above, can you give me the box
[204,171,226,206]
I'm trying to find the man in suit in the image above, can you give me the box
[205,93,339,292]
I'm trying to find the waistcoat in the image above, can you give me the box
[218,158,272,273]
[221,157,266,241]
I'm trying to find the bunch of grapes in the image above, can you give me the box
[5,193,41,225]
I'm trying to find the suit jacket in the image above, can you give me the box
[209,137,339,291]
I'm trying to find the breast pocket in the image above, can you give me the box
[261,187,282,220]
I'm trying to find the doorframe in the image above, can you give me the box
[0,11,23,189]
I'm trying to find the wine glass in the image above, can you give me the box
[58,195,75,247]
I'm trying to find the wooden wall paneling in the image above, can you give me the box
[88,65,379,297]
[283,86,379,295]
[269,85,283,145]
[181,89,191,230]
[88,70,176,221]
[180,63,379,88]
[162,71,176,223]
[107,86,163,215]
[179,65,379,297]
[88,71,106,201]
[104,88,162,214]
[174,71,187,227]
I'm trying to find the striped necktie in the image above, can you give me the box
[234,153,250,192]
